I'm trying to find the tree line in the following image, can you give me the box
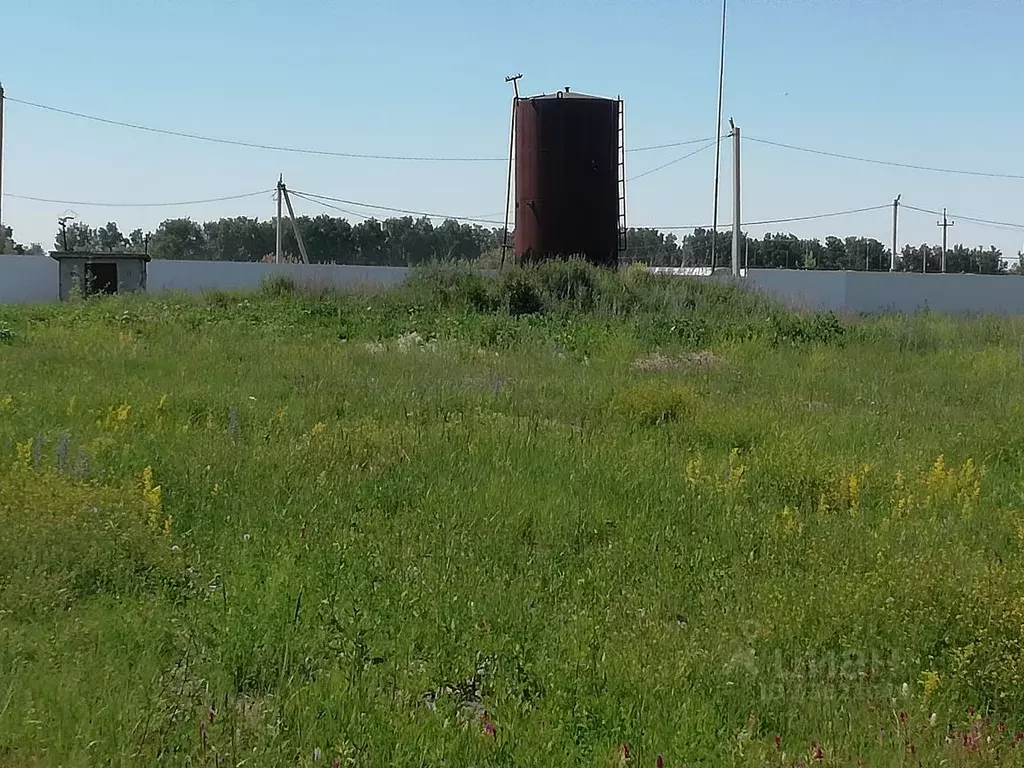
[2,216,1019,274]
[627,228,1019,274]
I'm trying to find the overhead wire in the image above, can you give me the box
[6,97,506,162]
[1,189,273,207]
[290,190,504,225]
[902,204,1024,231]
[645,203,891,231]
[288,191,371,221]
[627,136,721,153]
[6,94,713,161]
[745,136,1024,181]
[627,139,720,182]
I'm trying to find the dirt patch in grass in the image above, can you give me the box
[630,350,726,372]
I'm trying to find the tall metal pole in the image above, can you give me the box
[937,208,954,274]
[730,119,741,277]
[709,0,728,271]
[0,83,5,246]
[501,74,522,271]
[890,194,901,271]
[275,175,283,264]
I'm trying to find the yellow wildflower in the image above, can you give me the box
[848,472,861,516]
[726,448,746,488]
[779,505,801,536]
[684,456,704,486]
[140,466,163,531]
[921,670,940,697]
[15,440,32,467]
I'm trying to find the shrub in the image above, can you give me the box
[407,263,499,312]
[260,274,297,297]
[501,271,544,316]
[765,312,846,346]
[536,259,597,311]
[0,457,182,618]
[609,380,700,426]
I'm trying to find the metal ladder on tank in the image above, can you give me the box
[616,98,628,264]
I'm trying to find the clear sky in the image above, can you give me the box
[3,0,1023,256]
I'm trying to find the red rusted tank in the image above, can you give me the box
[514,90,622,267]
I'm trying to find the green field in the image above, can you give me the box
[3,264,1024,767]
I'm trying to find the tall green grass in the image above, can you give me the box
[2,263,1024,766]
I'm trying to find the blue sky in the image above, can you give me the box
[3,0,1023,256]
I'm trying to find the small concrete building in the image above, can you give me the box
[50,252,150,300]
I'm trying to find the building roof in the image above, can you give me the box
[525,88,616,102]
[49,251,151,262]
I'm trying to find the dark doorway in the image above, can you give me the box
[85,262,118,295]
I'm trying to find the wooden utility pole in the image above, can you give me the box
[501,74,523,271]
[280,182,310,264]
[937,208,954,273]
[729,118,741,277]
[275,175,283,264]
[890,194,901,271]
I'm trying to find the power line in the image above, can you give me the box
[292,190,504,225]
[743,204,890,227]
[628,136,720,153]
[6,97,506,162]
[288,191,371,221]
[746,136,1024,180]
[627,139,719,182]
[903,204,1024,231]
[7,95,712,162]
[645,203,890,231]
[2,189,273,207]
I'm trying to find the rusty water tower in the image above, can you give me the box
[514,88,625,267]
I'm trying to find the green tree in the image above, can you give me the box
[1,225,18,253]
[150,218,208,260]
[54,222,99,252]
[205,217,273,262]
[96,222,127,252]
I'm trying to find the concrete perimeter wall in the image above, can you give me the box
[5,257,1024,315]
[0,255,58,304]
[745,269,1024,315]
[148,261,410,294]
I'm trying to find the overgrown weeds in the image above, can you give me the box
[4,261,1024,765]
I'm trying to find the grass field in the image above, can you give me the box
[3,263,1024,766]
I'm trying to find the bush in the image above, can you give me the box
[765,312,846,346]
[0,458,182,618]
[536,259,597,311]
[609,380,700,426]
[407,263,499,312]
[501,271,544,316]
[260,274,297,297]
